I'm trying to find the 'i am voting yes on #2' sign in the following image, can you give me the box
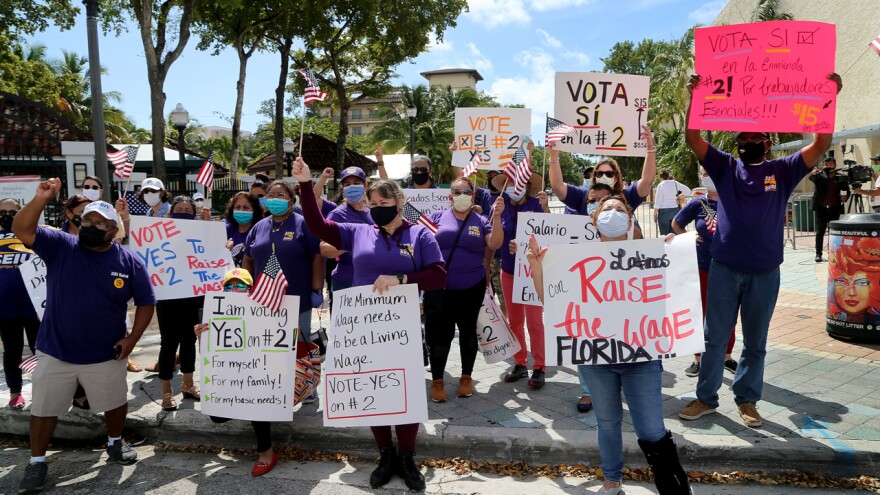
[199,292,299,422]
[323,284,427,428]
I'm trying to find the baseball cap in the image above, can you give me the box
[340,166,366,183]
[141,177,164,191]
[222,268,253,287]
[82,201,118,223]
[193,192,205,201]
[871,154,880,161]
[733,131,771,141]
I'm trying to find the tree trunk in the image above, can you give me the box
[230,44,251,183]
[274,37,292,180]
[335,87,350,172]
[148,76,167,182]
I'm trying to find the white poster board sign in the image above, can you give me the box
[17,254,46,320]
[476,290,521,363]
[554,72,650,157]
[323,284,427,428]
[513,212,600,306]
[0,176,44,224]
[199,292,299,421]
[129,216,234,300]
[542,233,704,366]
[452,107,532,171]
[403,189,451,217]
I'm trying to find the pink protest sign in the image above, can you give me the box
[689,21,837,133]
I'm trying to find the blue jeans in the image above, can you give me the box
[299,310,312,343]
[697,260,779,408]
[577,365,591,397]
[657,207,680,235]
[580,361,667,483]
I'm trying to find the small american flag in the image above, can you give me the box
[195,148,215,190]
[503,145,533,197]
[19,354,38,374]
[545,116,576,146]
[124,191,150,216]
[699,198,717,233]
[403,203,439,235]
[872,34,880,56]
[461,153,481,177]
[297,68,327,105]
[250,251,288,312]
[108,146,138,179]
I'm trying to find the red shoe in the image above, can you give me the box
[251,451,277,477]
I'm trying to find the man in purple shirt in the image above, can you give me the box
[678,73,842,428]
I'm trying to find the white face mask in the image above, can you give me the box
[595,175,616,187]
[82,188,101,201]
[596,209,630,238]
[505,187,525,203]
[452,194,472,213]
[700,176,716,193]
[143,192,161,207]
[194,200,204,208]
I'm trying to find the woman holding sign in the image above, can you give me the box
[295,157,446,492]
[424,176,504,402]
[526,195,691,495]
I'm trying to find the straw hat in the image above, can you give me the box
[490,172,544,198]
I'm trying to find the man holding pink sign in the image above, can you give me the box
[679,20,843,430]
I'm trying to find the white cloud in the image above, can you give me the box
[467,0,530,28]
[427,33,453,52]
[490,48,556,140]
[530,0,592,12]
[562,50,590,67]
[535,29,563,49]
[535,29,590,69]
[688,0,725,23]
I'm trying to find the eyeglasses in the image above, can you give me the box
[81,184,101,190]
[255,194,265,198]
[223,282,249,292]
[80,218,116,231]
[594,171,618,178]
[266,193,291,200]
[174,195,192,203]
[833,277,871,289]
[0,209,17,217]
[452,189,474,196]
[412,167,429,174]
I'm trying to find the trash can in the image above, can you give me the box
[826,214,880,343]
[793,199,815,231]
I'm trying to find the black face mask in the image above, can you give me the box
[823,167,836,174]
[79,226,110,248]
[0,216,13,231]
[370,205,398,227]
[411,172,430,186]
[737,141,766,163]
[70,215,82,228]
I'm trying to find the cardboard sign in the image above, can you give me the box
[0,176,44,224]
[542,233,704,366]
[322,284,427,428]
[513,212,600,306]
[689,21,837,133]
[403,189,451,217]
[17,254,46,320]
[476,289,521,363]
[129,216,234,300]
[453,107,532,171]
[554,72,650,157]
[199,292,299,421]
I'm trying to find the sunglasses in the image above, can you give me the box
[81,184,101,190]
[594,170,618,178]
[412,167,429,174]
[0,209,18,217]
[223,282,249,292]
[174,195,193,203]
[80,218,115,231]
[452,189,474,196]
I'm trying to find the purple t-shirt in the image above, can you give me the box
[224,220,252,268]
[563,180,644,214]
[674,197,718,272]
[492,195,544,274]
[429,209,491,290]
[326,204,373,283]
[337,223,443,287]
[32,227,155,364]
[244,214,321,313]
[702,145,808,273]
[0,230,38,319]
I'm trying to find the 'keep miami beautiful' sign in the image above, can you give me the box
[323,284,427,428]
[129,216,234,300]
[542,233,704,366]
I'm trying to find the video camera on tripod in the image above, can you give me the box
[833,160,874,190]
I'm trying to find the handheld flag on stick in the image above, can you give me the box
[108,146,138,179]
[403,203,439,235]
[297,68,327,105]
[195,147,215,190]
[249,251,289,312]
[461,153,482,177]
[545,116,576,146]
[502,143,533,197]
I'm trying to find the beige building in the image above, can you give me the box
[420,68,483,90]
[712,0,880,167]
[320,95,404,136]
[196,125,253,140]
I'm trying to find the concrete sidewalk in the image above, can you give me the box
[2,246,879,478]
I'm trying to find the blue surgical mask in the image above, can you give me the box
[586,201,598,214]
[343,184,365,204]
[266,198,289,215]
[505,186,525,203]
[259,197,267,208]
[596,209,630,237]
[233,211,254,224]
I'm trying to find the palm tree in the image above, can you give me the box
[751,0,794,22]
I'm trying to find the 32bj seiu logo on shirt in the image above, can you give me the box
[399,243,413,257]
[764,175,777,192]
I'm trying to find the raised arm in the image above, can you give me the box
[375,145,388,180]
[548,144,567,200]
[800,73,843,168]
[292,157,344,249]
[636,125,657,198]
[486,196,504,251]
[314,167,334,201]
[684,74,709,163]
[13,177,60,247]
[526,234,547,303]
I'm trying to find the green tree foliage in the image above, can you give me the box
[0,1,76,40]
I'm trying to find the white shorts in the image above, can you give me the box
[30,352,128,417]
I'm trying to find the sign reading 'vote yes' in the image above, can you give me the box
[689,20,837,133]
[129,217,234,300]
[452,107,531,171]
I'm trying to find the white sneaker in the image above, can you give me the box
[597,486,625,494]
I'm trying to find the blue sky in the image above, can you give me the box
[25,0,732,140]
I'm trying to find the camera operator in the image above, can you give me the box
[853,154,880,213]
[810,157,848,263]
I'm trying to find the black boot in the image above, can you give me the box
[369,447,397,488]
[638,431,692,495]
[397,451,426,491]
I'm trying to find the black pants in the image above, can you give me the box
[155,297,202,381]
[0,317,40,393]
[210,417,272,452]
[424,278,485,381]
[815,207,840,257]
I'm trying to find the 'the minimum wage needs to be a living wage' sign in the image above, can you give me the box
[129,217,234,300]
[554,72,650,157]
[199,292,299,422]
[323,284,427,428]
[452,108,532,171]
[689,20,837,133]
[541,233,704,366]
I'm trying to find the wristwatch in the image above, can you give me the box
[396,273,405,284]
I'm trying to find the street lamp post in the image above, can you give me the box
[170,103,189,195]
[406,104,417,164]
[283,137,295,177]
